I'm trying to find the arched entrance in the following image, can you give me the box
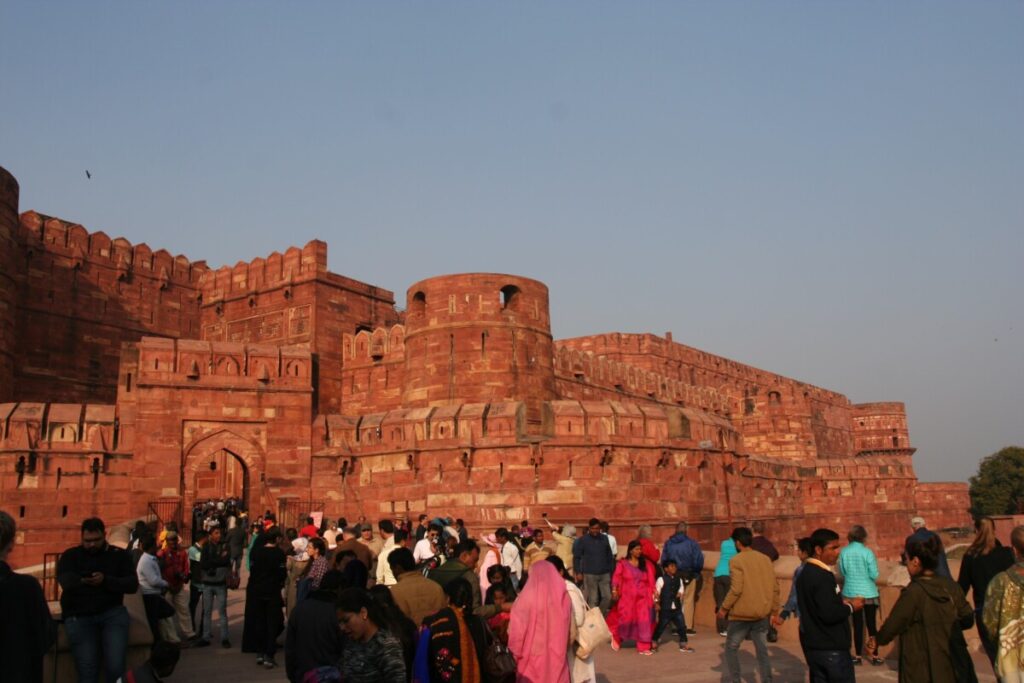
[182,429,267,514]
[189,449,250,508]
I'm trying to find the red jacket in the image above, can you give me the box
[639,537,660,566]
[299,524,320,539]
[157,547,189,591]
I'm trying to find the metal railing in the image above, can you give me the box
[278,500,325,531]
[42,552,62,602]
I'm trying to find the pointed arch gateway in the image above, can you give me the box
[182,429,267,513]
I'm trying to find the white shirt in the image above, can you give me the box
[413,538,436,563]
[501,541,523,579]
[137,553,168,595]
[376,535,398,585]
[604,532,618,557]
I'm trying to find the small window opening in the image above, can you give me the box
[892,436,899,447]
[411,291,426,316]
[62,505,68,518]
[744,398,755,415]
[126,372,133,392]
[154,359,160,369]
[19,506,25,518]
[500,285,520,310]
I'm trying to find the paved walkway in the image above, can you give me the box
[172,587,997,682]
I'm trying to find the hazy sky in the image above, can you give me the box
[2,2,1021,483]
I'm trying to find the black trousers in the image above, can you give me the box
[652,609,687,644]
[713,576,731,633]
[851,603,878,655]
[189,585,204,635]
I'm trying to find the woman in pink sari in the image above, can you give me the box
[508,560,571,683]
[606,540,656,654]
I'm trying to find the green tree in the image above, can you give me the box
[969,446,1024,516]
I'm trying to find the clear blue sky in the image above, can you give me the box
[2,2,1021,483]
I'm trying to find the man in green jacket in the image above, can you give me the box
[428,539,510,619]
[716,527,780,683]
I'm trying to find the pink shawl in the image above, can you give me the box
[508,560,571,683]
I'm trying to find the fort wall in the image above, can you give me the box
[12,211,207,403]
[0,168,20,402]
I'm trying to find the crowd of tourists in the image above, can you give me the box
[5,506,1024,682]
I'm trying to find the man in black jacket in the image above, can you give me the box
[56,517,139,683]
[792,528,863,683]
[196,526,232,648]
[573,517,615,614]
[1,510,56,683]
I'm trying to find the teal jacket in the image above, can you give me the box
[714,538,738,577]
[838,541,879,598]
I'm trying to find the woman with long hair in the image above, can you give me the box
[416,578,488,683]
[606,540,657,654]
[369,585,417,680]
[243,528,287,669]
[837,525,882,665]
[869,535,975,683]
[508,560,571,683]
[336,588,407,683]
[959,516,1014,671]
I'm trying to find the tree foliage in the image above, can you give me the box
[969,446,1024,516]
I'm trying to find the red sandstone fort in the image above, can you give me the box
[0,165,970,568]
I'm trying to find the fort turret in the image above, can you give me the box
[401,273,556,424]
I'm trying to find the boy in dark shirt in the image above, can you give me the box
[651,560,695,653]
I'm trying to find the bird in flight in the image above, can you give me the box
[85,170,91,179]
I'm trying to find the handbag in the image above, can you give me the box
[226,571,241,590]
[481,621,516,683]
[575,606,612,659]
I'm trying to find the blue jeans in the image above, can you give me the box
[725,618,772,683]
[202,585,229,641]
[805,649,855,683]
[64,605,130,683]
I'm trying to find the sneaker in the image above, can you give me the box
[256,655,265,666]
[852,656,862,666]
[263,658,277,670]
[870,656,885,666]
[221,639,231,649]
[686,628,697,635]
[718,630,728,637]
[680,645,695,654]
[193,639,210,648]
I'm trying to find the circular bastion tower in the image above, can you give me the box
[0,166,19,402]
[401,273,556,424]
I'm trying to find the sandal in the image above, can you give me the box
[870,656,885,666]
[639,650,654,656]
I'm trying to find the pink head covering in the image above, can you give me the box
[508,561,571,683]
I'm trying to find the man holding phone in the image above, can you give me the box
[57,517,139,683]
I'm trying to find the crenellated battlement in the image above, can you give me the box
[0,401,119,453]
[20,211,208,286]
[200,240,327,301]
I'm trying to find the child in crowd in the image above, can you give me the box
[485,584,513,643]
[652,559,694,653]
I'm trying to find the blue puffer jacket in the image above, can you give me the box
[660,533,704,575]
[838,541,879,599]
[714,538,737,577]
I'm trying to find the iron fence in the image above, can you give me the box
[42,552,61,602]
[278,500,326,531]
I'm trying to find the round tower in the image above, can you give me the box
[0,166,19,402]
[402,273,556,422]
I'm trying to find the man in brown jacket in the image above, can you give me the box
[716,526,780,683]
[387,547,447,625]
